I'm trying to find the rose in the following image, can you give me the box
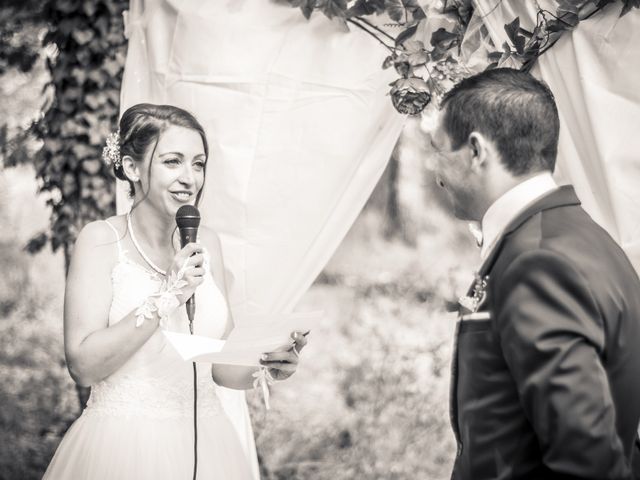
[390,77,432,115]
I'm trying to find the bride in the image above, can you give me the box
[43,103,306,479]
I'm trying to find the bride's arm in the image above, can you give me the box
[202,228,305,390]
[63,220,162,387]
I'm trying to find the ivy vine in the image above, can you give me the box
[28,0,127,269]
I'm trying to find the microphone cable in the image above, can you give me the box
[175,205,202,480]
[189,316,198,480]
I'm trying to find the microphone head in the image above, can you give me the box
[176,205,201,229]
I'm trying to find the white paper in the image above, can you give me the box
[163,311,322,367]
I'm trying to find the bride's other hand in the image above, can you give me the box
[260,331,309,381]
[168,243,205,305]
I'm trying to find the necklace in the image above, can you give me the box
[127,212,167,276]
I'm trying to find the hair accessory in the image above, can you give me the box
[102,131,121,168]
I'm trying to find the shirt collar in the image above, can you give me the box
[480,171,558,260]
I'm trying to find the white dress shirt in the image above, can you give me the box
[480,172,558,261]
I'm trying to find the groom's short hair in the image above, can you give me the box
[440,68,560,175]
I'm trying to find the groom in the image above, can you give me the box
[430,68,640,479]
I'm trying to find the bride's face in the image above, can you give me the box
[138,125,206,218]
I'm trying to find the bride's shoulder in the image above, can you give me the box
[75,215,126,249]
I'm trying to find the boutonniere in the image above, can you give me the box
[458,273,489,313]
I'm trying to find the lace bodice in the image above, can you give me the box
[84,220,229,419]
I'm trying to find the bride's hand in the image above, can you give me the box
[259,331,309,381]
[168,243,206,305]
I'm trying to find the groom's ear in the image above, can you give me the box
[468,132,488,172]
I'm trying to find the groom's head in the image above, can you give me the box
[430,68,560,221]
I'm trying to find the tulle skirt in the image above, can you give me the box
[43,408,254,479]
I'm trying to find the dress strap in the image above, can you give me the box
[103,220,123,256]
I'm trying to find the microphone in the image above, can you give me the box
[176,205,201,329]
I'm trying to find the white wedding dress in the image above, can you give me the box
[43,220,254,479]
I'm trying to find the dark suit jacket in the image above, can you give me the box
[450,186,640,480]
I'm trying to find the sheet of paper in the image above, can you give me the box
[163,311,322,366]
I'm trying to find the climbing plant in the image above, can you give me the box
[28,0,127,269]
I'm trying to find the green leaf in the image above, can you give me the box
[504,17,520,44]
[403,39,425,54]
[102,58,122,77]
[85,92,107,110]
[24,232,49,254]
[72,29,94,45]
[499,41,511,64]
[395,24,418,46]
[55,0,80,14]
[347,0,377,16]
[430,28,457,48]
[382,55,395,69]
[301,0,316,19]
[385,0,404,22]
[71,144,95,159]
[513,34,526,54]
[83,1,97,16]
[411,6,426,21]
[392,57,412,77]
[407,50,428,66]
[321,0,348,19]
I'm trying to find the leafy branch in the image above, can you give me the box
[279,0,639,115]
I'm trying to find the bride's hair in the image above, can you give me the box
[115,103,209,205]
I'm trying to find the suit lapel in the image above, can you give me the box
[464,185,581,296]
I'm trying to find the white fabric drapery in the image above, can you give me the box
[473,1,640,272]
[118,1,404,476]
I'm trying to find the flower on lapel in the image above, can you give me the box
[458,274,489,313]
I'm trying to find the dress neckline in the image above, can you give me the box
[113,250,164,281]
[127,213,168,276]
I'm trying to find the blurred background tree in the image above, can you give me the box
[1,0,127,460]
[1,0,127,268]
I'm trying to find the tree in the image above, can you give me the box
[3,0,128,409]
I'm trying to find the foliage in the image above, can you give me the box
[0,2,49,171]
[0,0,44,75]
[29,0,127,267]
[278,0,640,115]
[496,0,636,71]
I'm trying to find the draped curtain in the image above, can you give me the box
[118,0,404,476]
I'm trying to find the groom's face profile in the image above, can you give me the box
[430,115,481,221]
